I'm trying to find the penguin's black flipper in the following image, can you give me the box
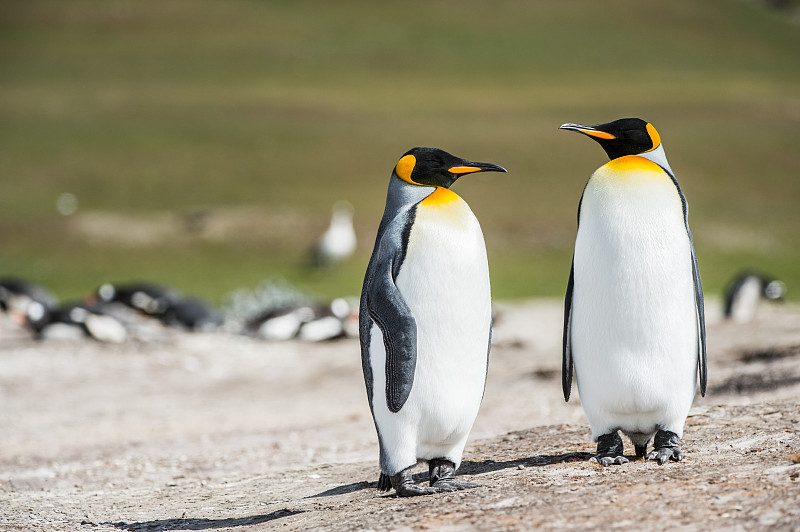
[669,174,707,397]
[365,256,418,413]
[360,201,421,415]
[690,245,707,397]
[562,260,575,402]
[562,191,585,403]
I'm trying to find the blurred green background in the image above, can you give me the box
[1,0,799,304]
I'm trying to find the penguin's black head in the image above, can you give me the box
[559,118,661,160]
[393,147,506,189]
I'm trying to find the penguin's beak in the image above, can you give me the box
[559,123,616,140]
[448,161,507,176]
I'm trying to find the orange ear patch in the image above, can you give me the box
[395,154,417,184]
[645,123,661,150]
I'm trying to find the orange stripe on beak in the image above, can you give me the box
[577,128,616,140]
[448,166,483,174]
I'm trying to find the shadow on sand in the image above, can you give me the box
[105,452,597,529]
[308,480,374,498]
[106,509,304,531]
[459,451,593,476]
[307,451,595,499]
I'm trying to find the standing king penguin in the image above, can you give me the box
[559,118,707,465]
[360,147,506,496]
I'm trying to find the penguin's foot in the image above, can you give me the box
[389,467,437,497]
[590,432,628,466]
[429,459,481,492]
[646,430,684,464]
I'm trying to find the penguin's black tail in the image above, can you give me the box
[377,473,392,492]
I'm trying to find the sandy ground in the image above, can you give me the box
[1,299,799,531]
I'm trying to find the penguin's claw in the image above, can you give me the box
[432,479,482,492]
[646,429,684,465]
[394,483,438,497]
[591,454,629,466]
[646,447,684,464]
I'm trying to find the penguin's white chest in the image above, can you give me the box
[571,156,698,436]
[396,189,491,399]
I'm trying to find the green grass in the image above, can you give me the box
[1,0,799,304]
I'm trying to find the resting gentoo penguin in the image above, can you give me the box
[95,281,179,318]
[94,281,222,331]
[559,118,707,465]
[360,147,506,496]
[0,277,58,328]
[30,301,128,343]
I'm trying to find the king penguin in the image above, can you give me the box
[559,118,707,465]
[360,147,506,496]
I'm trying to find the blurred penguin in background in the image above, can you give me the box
[723,270,786,323]
[93,281,222,332]
[30,301,128,343]
[312,200,357,269]
[0,277,59,331]
[94,281,180,318]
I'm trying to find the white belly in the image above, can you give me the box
[571,162,698,439]
[370,196,491,473]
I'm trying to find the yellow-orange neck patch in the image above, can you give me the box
[395,154,417,185]
[601,155,666,175]
[420,186,460,207]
